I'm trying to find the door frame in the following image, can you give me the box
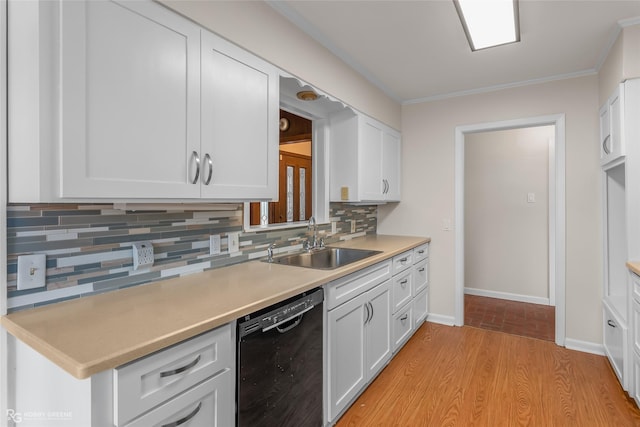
[454,114,566,346]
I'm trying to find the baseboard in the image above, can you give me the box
[564,338,605,356]
[426,313,456,326]
[464,287,551,306]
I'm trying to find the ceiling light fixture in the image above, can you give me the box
[453,0,520,51]
[296,90,318,101]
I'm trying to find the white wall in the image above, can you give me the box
[464,126,553,302]
[378,75,602,345]
[157,0,401,130]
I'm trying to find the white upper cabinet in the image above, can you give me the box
[8,0,278,202]
[600,83,625,167]
[200,31,278,200]
[330,109,401,203]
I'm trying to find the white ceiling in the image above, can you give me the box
[268,0,640,104]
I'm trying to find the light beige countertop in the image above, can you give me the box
[1,234,429,379]
[628,261,640,276]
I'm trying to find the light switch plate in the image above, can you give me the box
[17,254,46,290]
[228,232,240,254]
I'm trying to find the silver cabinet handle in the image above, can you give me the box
[607,319,617,328]
[368,302,374,323]
[400,314,408,323]
[160,355,201,378]
[161,402,202,427]
[400,279,408,287]
[603,135,611,155]
[418,250,425,254]
[400,257,408,264]
[190,151,200,185]
[418,268,426,273]
[203,153,213,185]
[364,302,371,324]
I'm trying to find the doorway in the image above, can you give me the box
[454,115,566,346]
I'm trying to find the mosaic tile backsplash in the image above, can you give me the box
[6,203,377,312]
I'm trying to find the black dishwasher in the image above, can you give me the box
[237,287,324,427]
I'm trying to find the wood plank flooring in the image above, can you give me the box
[335,322,640,426]
[465,295,555,342]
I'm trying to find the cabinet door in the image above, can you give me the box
[60,0,201,198]
[358,120,384,200]
[201,31,278,200]
[328,293,367,421]
[382,130,401,201]
[365,280,392,379]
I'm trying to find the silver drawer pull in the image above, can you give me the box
[603,135,611,155]
[399,257,408,263]
[607,320,617,328]
[160,355,201,378]
[418,250,425,254]
[162,402,202,427]
[400,279,408,287]
[203,153,213,185]
[190,151,200,185]
[418,268,426,273]
[400,314,408,322]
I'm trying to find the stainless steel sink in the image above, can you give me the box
[269,247,382,270]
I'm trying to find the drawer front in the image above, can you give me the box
[413,288,428,327]
[413,259,428,296]
[392,270,412,313]
[327,260,392,310]
[603,306,626,385]
[634,354,640,408]
[124,370,232,427]
[392,250,413,275]
[632,272,640,303]
[413,243,429,263]
[115,324,232,426]
[392,303,413,353]
[634,301,640,356]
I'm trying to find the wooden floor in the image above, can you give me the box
[465,295,555,342]
[336,322,640,426]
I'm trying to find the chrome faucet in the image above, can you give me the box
[267,242,276,263]
[307,216,318,251]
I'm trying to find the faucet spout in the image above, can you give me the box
[307,216,318,250]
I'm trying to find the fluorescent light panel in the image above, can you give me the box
[454,0,520,51]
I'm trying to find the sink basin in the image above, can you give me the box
[269,247,382,270]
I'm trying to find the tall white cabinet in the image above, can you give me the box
[600,78,640,396]
[8,0,278,202]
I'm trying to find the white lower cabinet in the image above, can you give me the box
[8,323,234,427]
[603,301,628,388]
[632,272,640,407]
[327,262,392,422]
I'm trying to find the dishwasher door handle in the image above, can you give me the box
[262,304,315,333]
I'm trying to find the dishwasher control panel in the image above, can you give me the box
[238,287,324,337]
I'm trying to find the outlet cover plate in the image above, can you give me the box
[210,234,221,255]
[132,241,154,270]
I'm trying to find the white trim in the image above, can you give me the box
[464,288,550,306]
[548,136,556,306]
[455,114,566,347]
[1,0,9,424]
[404,70,597,105]
[425,314,456,327]
[564,338,605,356]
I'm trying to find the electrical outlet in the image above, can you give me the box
[350,220,356,233]
[132,241,154,270]
[17,254,46,290]
[331,221,337,234]
[210,234,221,255]
[228,232,240,254]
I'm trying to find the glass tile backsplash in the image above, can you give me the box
[6,203,377,312]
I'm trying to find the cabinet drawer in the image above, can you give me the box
[632,272,640,303]
[391,270,412,313]
[634,353,640,408]
[392,250,413,275]
[634,301,640,356]
[392,303,413,353]
[413,288,428,328]
[327,260,392,310]
[603,304,627,386]
[124,370,232,427]
[413,243,429,263]
[413,259,428,296]
[114,324,232,426]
